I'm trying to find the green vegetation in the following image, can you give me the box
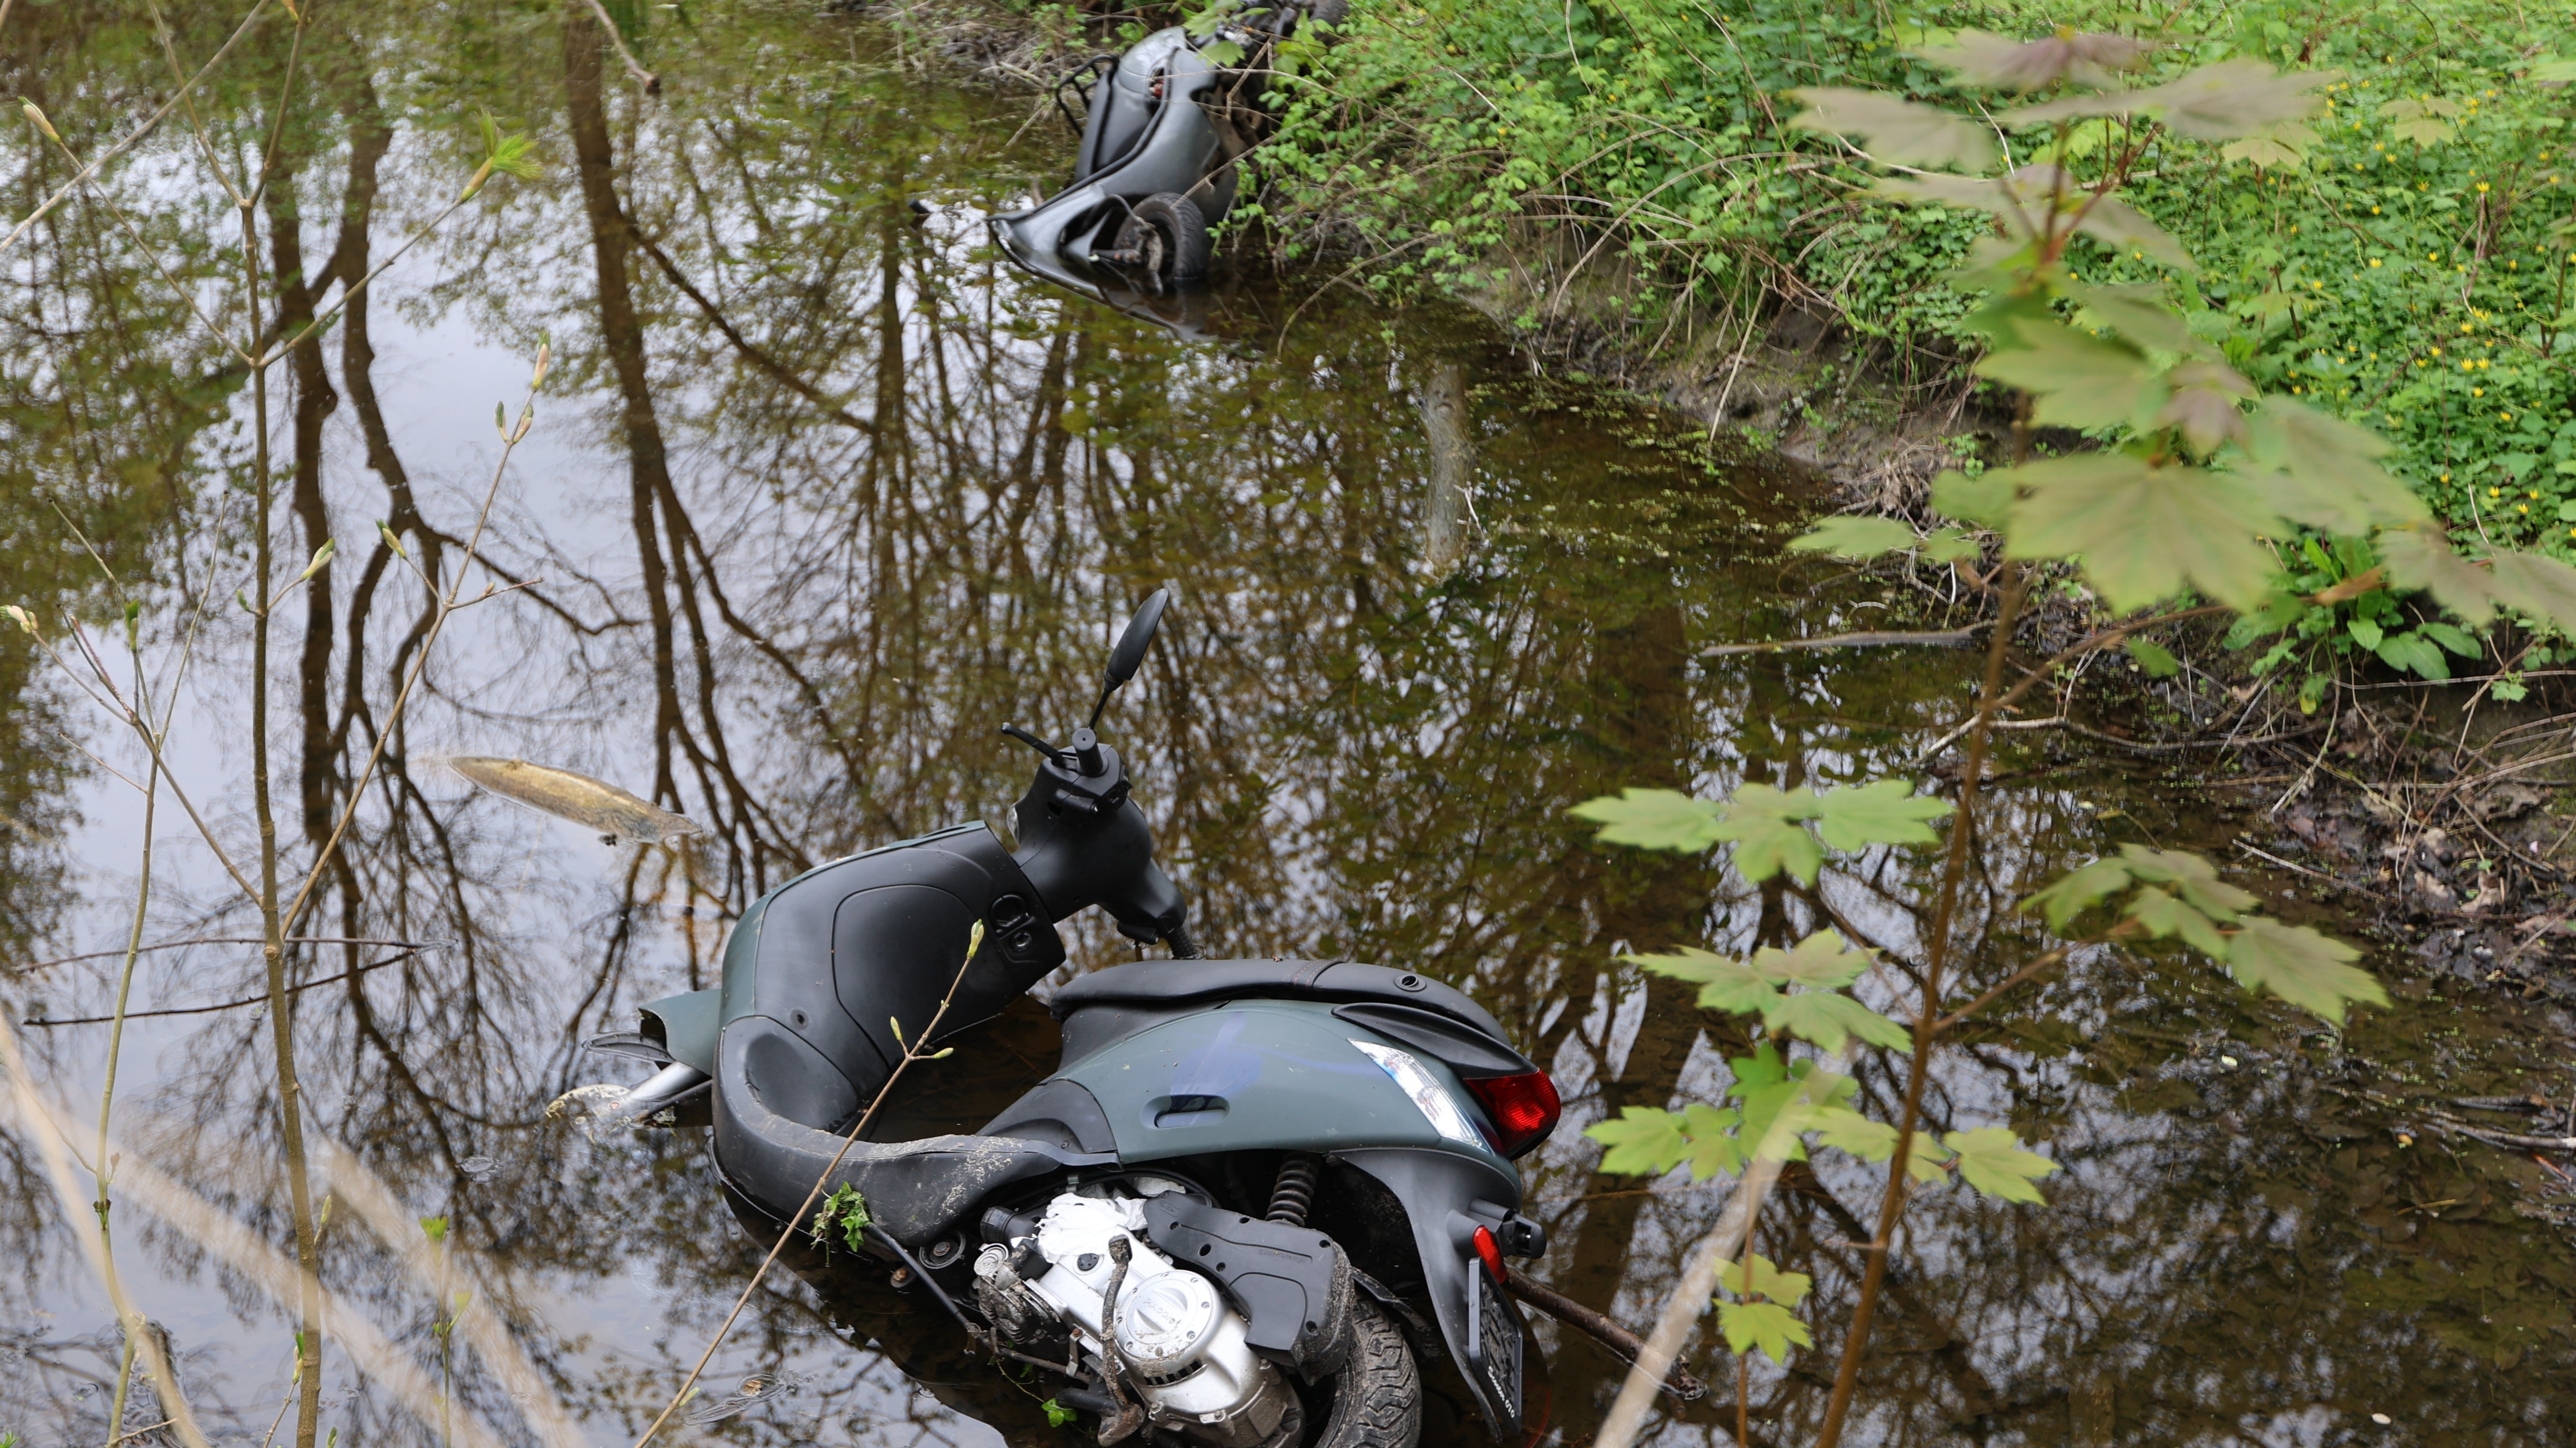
[1246,1,2576,592]
[1554,32,2576,1447]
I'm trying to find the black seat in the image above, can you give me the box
[1050,958,1507,1042]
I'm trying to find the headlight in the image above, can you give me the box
[1352,1041,1485,1149]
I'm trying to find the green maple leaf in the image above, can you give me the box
[1717,1253,1814,1308]
[1681,1102,1747,1180]
[2488,551,2576,637]
[1810,1104,1898,1162]
[2003,454,2284,612]
[1631,947,1780,1015]
[2379,524,2503,623]
[1762,991,1914,1054]
[1717,1300,1812,1362]
[2117,845,2256,917]
[1810,778,1952,850]
[1586,1106,1693,1175]
[2123,886,2231,957]
[1931,468,2013,528]
[2023,857,2136,929]
[1790,515,1919,558]
[1752,931,1872,990]
[1726,1043,1789,1095]
[1977,321,2163,429]
[1922,526,1981,563]
[1943,1127,2058,1204]
[1734,1060,1858,1161]
[1907,1131,1956,1183]
[1786,87,1999,169]
[1712,784,1828,883]
[1570,788,1724,851]
[2062,281,2194,352]
[2223,917,2388,1024]
[2241,399,2423,532]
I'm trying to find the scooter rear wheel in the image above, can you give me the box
[1114,192,1211,285]
[1298,1299,1420,1448]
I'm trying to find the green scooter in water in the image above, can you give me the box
[599,590,1579,1447]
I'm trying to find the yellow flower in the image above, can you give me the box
[2477,183,2490,193]
[2520,504,2531,514]
[2490,486,2502,496]
[2474,387,2485,396]
[2503,411,2514,420]
[2371,205,2382,214]
[2370,257,2383,266]
[2530,490,2543,500]
[2432,346,2443,355]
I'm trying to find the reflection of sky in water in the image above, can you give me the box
[2,5,2572,1447]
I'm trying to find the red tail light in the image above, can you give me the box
[1465,1070,1561,1158]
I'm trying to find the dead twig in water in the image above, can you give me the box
[1700,626,1985,656]
[579,0,659,92]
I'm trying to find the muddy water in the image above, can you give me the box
[1,5,2571,1446]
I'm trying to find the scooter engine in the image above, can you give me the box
[977,1189,1300,1447]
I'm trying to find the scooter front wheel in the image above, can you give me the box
[1299,1299,1421,1448]
[1114,193,1212,285]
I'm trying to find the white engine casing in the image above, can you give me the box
[1018,1191,1291,1444]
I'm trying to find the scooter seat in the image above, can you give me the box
[1050,958,1507,1041]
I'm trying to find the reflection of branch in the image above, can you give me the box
[633,230,875,436]
[24,944,446,1027]
[580,0,660,93]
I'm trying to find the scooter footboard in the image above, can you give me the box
[711,1024,1108,1247]
[1339,1147,1530,1439]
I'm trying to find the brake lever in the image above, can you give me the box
[1001,723,1063,758]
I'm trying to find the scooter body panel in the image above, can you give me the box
[993,33,1230,286]
[1051,999,1522,1171]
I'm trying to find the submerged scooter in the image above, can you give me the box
[992,0,1345,296]
[596,590,1561,1446]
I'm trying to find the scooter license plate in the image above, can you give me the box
[1469,1267,1523,1426]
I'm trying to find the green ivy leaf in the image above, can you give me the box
[2223,917,2388,1024]
[1717,1253,1814,1308]
[1809,778,1953,850]
[1790,515,1919,558]
[1570,789,1723,851]
[2123,884,2231,957]
[2023,857,2136,929]
[1631,947,1781,1015]
[2347,616,2385,651]
[1762,991,1913,1054]
[1753,931,1873,990]
[2004,454,2283,612]
[1586,1106,1693,1175]
[1717,1300,1812,1362]
[1711,784,1827,884]
[1943,1126,2058,1204]
[2118,844,2257,917]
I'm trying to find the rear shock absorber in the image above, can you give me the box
[1266,1152,1320,1226]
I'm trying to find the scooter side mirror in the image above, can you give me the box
[1105,588,1169,688]
[1087,587,1170,729]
